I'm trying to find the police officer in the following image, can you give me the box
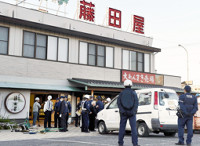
[81,95,91,132]
[96,96,104,113]
[176,85,198,146]
[117,80,139,146]
[54,98,60,128]
[59,96,67,132]
[65,95,71,131]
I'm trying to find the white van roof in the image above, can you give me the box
[135,88,176,93]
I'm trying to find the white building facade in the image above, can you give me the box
[0,2,182,121]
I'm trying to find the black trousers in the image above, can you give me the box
[60,113,66,132]
[54,112,59,128]
[66,113,69,130]
[75,114,80,127]
[44,111,51,128]
[89,114,96,131]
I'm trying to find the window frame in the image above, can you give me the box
[0,26,9,55]
[22,31,47,60]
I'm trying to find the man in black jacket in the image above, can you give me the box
[59,96,67,132]
[117,79,139,146]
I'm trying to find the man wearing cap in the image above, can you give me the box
[175,85,198,146]
[43,95,53,128]
[65,95,71,131]
[54,98,61,128]
[96,96,104,113]
[59,96,67,132]
[33,97,41,127]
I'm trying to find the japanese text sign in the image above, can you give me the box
[122,70,164,85]
[79,0,95,22]
[133,15,144,34]
[109,8,121,28]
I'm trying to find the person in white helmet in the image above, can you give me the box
[117,79,139,146]
[33,97,41,127]
[43,95,53,128]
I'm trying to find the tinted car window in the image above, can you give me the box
[138,92,151,106]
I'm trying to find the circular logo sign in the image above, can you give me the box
[4,92,26,114]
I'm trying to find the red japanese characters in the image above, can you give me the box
[133,15,144,34]
[108,8,121,28]
[79,0,95,22]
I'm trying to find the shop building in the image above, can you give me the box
[0,2,182,122]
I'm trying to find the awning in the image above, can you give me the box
[68,78,184,93]
[0,82,83,92]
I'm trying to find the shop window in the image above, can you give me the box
[88,44,96,66]
[122,50,129,69]
[137,52,144,72]
[97,45,105,67]
[79,42,88,64]
[106,47,114,68]
[58,38,68,62]
[130,51,136,71]
[47,36,58,61]
[138,92,151,106]
[23,31,47,59]
[0,26,9,55]
[144,54,150,72]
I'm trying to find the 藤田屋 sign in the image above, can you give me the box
[121,70,164,85]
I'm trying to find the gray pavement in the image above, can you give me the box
[1,126,200,146]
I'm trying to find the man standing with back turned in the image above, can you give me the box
[117,79,139,146]
[175,85,198,146]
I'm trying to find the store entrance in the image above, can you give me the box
[29,93,59,127]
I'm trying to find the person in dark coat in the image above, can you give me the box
[96,96,104,113]
[117,80,139,146]
[65,96,71,131]
[54,98,61,128]
[81,95,91,132]
[59,96,67,132]
[75,101,81,127]
[175,85,198,145]
[89,101,97,131]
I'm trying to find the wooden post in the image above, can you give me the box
[91,90,94,96]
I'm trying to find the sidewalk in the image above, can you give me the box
[0,125,99,142]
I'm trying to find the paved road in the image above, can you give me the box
[1,131,200,146]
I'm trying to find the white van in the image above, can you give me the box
[97,88,179,137]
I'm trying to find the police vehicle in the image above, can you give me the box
[97,88,178,137]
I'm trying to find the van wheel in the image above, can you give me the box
[164,132,176,137]
[137,123,149,137]
[98,121,108,134]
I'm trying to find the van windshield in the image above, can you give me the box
[159,92,178,107]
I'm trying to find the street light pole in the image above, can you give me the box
[178,44,189,84]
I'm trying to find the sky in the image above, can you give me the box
[1,0,200,85]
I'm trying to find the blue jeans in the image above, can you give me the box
[178,117,193,144]
[118,114,138,146]
[33,112,38,126]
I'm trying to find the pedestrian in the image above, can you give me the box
[75,101,81,127]
[54,98,61,128]
[117,79,139,146]
[59,96,67,132]
[175,85,198,146]
[43,95,53,129]
[33,97,41,127]
[65,95,71,131]
[81,95,91,132]
[96,96,104,113]
[89,101,97,131]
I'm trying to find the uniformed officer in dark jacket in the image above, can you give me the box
[54,98,61,128]
[175,85,198,146]
[81,95,91,132]
[117,79,139,146]
[96,96,104,113]
[65,96,71,131]
[59,96,67,132]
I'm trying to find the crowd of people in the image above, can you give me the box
[32,94,111,132]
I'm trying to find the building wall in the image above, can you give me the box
[0,89,30,119]
[164,75,181,88]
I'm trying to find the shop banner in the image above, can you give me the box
[121,70,164,85]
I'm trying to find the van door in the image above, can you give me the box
[105,98,120,130]
[158,92,178,125]
[136,92,153,127]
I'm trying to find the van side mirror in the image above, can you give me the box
[164,93,169,98]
